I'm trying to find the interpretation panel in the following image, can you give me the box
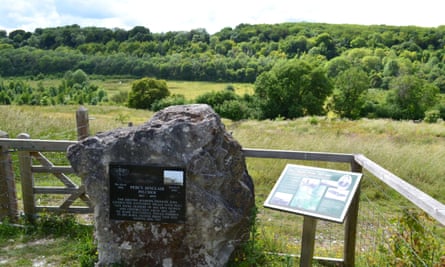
[264,164,362,223]
[109,163,186,223]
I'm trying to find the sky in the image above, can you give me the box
[1,0,444,35]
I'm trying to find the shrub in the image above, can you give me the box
[0,91,11,104]
[225,84,235,91]
[227,207,267,266]
[194,90,260,120]
[217,100,250,121]
[424,109,440,123]
[110,91,129,104]
[437,103,445,120]
[195,90,238,107]
[151,94,187,111]
[387,209,442,267]
[65,69,89,87]
[127,77,170,109]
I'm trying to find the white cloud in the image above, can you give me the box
[54,0,115,19]
[0,0,60,32]
[0,0,444,34]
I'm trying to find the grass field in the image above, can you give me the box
[1,81,445,265]
[23,76,255,100]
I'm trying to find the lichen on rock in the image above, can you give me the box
[67,104,255,266]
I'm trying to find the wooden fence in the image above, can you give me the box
[243,148,445,225]
[1,137,444,264]
[0,107,93,220]
[2,140,444,224]
[0,134,92,219]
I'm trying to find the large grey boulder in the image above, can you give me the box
[67,104,255,266]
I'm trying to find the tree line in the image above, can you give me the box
[126,60,443,122]
[1,23,445,85]
[1,22,445,121]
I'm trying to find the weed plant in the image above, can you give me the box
[0,214,96,266]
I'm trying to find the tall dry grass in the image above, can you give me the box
[227,117,445,202]
[2,105,444,201]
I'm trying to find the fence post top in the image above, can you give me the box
[77,106,88,112]
[17,133,30,139]
[0,130,8,138]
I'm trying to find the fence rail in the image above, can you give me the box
[354,154,445,225]
[1,134,445,266]
[1,138,445,224]
[2,137,445,225]
[0,138,76,152]
[243,148,445,226]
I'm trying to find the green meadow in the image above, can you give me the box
[1,80,444,266]
[23,77,254,99]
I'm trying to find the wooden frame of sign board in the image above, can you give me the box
[264,164,362,267]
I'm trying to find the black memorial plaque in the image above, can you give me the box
[109,163,186,223]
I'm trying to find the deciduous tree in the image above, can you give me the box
[387,75,439,120]
[254,59,332,119]
[332,68,369,119]
[128,78,170,109]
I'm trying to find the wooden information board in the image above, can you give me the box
[109,163,186,223]
[264,164,362,223]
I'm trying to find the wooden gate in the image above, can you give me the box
[5,134,93,219]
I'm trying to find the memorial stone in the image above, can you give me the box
[67,104,255,266]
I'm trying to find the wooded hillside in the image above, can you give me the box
[1,23,444,85]
[1,23,445,121]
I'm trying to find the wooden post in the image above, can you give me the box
[0,131,18,220]
[17,133,36,222]
[76,106,89,140]
[343,160,363,267]
[300,216,317,267]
